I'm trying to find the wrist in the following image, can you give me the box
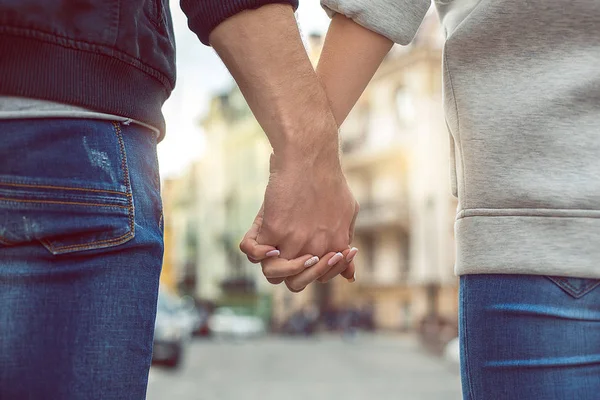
[273,140,341,173]
[271,98,341,165]
[271,122,341,174]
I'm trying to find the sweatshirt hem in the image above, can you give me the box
[458,208,600,219]
[455,212,600,279]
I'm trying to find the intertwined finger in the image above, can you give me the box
[261,254,319,280]
[318,247,357,283]
[340,259,356,282]
[284,252,342,293]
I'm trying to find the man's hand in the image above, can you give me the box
[259,150,358,260]
[240,206,358,292]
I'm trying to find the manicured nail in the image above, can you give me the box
[347,272,356,283]
[346,247,359,262]
[266,250,280,258]
[328,252,344,267]
[304,256,320,268]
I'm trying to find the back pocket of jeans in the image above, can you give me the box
[547,276,600,299]
[0,120,134,255]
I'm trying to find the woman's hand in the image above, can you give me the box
[240,206,358,292]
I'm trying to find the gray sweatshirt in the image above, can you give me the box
[322,0,600,279]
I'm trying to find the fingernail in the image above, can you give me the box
[346,247,359,262]
[304,256,319,268]
[328,252,344,267]
[347,272,356,283]
[266,250,280,258]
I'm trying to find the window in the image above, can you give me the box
[362,233,376,273]
[398,231,410,280]
[395,87,416,127]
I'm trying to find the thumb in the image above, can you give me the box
[240,204,279,263]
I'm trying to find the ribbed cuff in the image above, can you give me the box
[0,34,168,137]
[182,0,299,45]
[321,0,430,45]
[455,213,600,279]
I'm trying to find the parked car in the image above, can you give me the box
[178,295,204,337]
[178,296,212,337]
[191,304,211,337]
[443,337,460,365]
[152,291,188,368]
[208,307,266,339]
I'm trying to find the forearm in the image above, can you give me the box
[209,4,339,162]
[317,14,393,126]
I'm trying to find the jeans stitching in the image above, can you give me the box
[39,122,135,254]
[558,277,584,295]
[559,277,580,294]
[112,122,135,236]
[0,181,129,197]
[461,278,476,400]
[547,276,600,298]
[0,197,129,209]
[548,276,576,295]
[40,231,134,253]
[581,281,600,296]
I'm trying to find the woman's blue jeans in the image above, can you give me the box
[0,119,163,399]
[460,274,600,399]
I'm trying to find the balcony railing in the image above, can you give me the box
[354,201,409,231]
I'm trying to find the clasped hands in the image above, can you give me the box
[239,117,359,293]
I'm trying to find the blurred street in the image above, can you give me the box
[147,334,462,400]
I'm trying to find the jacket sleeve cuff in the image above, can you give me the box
[321,0,431,46]
[182,0,300,46]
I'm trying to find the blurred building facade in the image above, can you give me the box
[162,13,458,331]
[161,87,276,318]
[161,164,203,297]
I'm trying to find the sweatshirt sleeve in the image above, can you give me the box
[321,0,431,45]
[181,0,300,45]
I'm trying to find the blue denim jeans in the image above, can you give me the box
[460,274,600,399]
[0,119,163,399]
